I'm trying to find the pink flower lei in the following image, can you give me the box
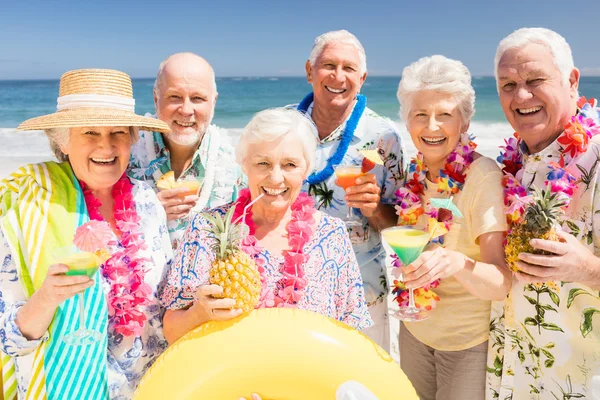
[392,133,477,310]
[498,97,600,231]
[232,188,316,308]
[80,174,153,337]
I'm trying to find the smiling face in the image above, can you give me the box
[406,91,467,169]
[306,42,367,111]
[497,43,579,153]
[154,55,217,147]
[243,135,308,213]
[61,126,132,191]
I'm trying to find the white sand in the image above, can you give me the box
[0,121,514,180]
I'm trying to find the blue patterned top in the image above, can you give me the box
[0,181,173,400]
[160,205,373,330]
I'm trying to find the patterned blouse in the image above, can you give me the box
[0,181,173,400]
[160,205,373,330]
[486,130,600,398]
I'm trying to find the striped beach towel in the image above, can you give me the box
[0,161,109,400]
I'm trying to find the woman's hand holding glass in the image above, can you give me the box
[36,263,95,308]
[402,244,467,289]
[190,284,242,324]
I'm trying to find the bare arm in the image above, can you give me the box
[453,231,511,301]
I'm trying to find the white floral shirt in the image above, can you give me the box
[128,117,243,251]
[0,180,173,400]
[487,133,600,399]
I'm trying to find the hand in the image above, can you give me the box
[239,394,262,400]
[189,284,242,325]
[340,173,381,218]
[402,244,466,288]
[36,264,94,308]
[515,229,599,284]
[157,188,199,221]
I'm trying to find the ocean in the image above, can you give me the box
[1,76,600,174]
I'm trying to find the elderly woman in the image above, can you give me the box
[0,69,172,399]
[393,56,510,399]
[160,107,372,344]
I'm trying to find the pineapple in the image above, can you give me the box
[203,207,261,312]
[505,186,566,272]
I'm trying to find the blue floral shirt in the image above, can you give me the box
[0,180,173,400]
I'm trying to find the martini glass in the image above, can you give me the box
[334,165,363,227]
[54,246,103,346]
[381,226,431,322]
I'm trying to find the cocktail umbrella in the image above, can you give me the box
[73,220,115,252]
[430,197,464,218]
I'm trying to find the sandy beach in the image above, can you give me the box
[0,121,514,180]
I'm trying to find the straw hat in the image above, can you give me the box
[17,69,170,133]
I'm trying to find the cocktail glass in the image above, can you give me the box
[53,246,103,346]
[173,177,204,198]
[334,165,363,227]
[381,226,431,322]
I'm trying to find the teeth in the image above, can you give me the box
[422,137,446,145]
[518,106,542,114]
[176,121,195,127]
[91,157,116,163]
[263,187,288,196]
[326,86,345,94]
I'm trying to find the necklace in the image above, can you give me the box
[297,92,366,185]
[232,188,317,307]
[80,175,152,336]
[392,133,477,309]
[499,97,600,228]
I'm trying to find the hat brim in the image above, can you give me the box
[17,108,171,133]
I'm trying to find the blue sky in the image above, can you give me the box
[1,0,599,80]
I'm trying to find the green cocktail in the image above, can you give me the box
[381,226,431,321]
[54,247,103,346]
[59,252,101,277]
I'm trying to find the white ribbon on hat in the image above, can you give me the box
[57,94,135,112]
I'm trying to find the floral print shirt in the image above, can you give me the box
[487,133,600,399]
[128,118,243,250]
[160,205,373,330]
[293,103,406,307]
[0,181,173,400]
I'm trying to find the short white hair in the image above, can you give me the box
[236,108,317,177]
[308,30,367,74]
[397,55,475,124]
[45,127,139,162]
[154,52,217,93]
[494,28,575,89]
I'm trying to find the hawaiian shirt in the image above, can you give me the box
[128,117,243,250]
[292,102,406,307]
[487,107,600,399]
[160,204,373,330]
[0,180,173,400]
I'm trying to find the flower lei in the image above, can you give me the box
[232,188,316,307]
[297,92,366,185]
[392,133,477,310]
[80,174,153,336]
[499,97,600,229]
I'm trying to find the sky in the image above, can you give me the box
[1,0,599,80]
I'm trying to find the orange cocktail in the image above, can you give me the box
[334,165,364,227]
[335,165,364,190]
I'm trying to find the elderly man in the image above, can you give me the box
[487,28,600,399]
[129,53,242,249]
[289,30,406,352]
